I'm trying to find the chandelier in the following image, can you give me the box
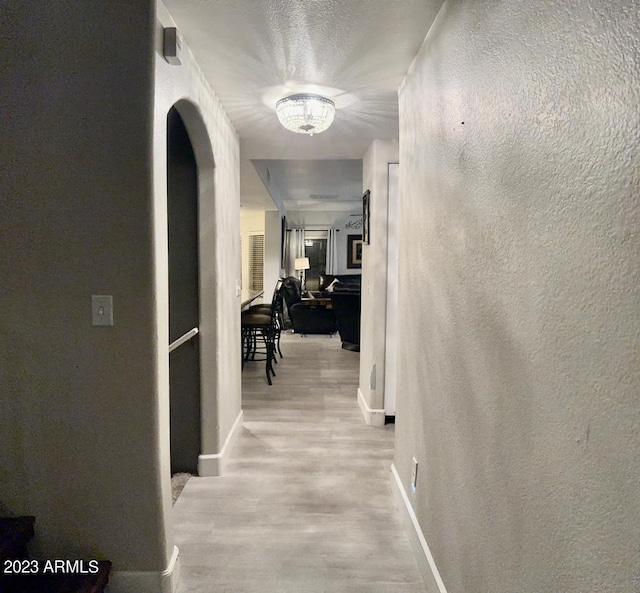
[275,94,335,135]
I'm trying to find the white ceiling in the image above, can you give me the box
[163,0,442,210]
[252,159,363,212]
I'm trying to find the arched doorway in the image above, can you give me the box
[167,106,201,473]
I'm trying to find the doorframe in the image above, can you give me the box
[168,100,217,471]
[167,105,202,475]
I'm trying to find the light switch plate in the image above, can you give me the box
[91,295,114,326]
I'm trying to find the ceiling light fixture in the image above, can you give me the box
[275,94,335,136]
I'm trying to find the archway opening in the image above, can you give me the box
[167,106,201,475]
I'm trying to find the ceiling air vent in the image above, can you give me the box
[309,194,339,200]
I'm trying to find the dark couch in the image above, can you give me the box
[330,290,361,351]
[315,274,362,351]
[317,274,361,294]
[281,277,337,335]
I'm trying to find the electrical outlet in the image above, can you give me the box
[91,295,113,326]
[411,457,418,492]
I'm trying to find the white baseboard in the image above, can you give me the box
[108,545,180,593]
[198,409,243,476]
[357,387,386,427]
[390,463,448,593]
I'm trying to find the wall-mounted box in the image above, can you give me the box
[163,27,182,65]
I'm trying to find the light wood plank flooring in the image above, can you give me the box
[174,333,425,593]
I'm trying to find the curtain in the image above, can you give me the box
[285,228,306,278]
[326,228,337,275]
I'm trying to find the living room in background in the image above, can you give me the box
[347,234,363,269]
[284,212,363,276]
[303,230,328,291]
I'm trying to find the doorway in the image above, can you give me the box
[167,107,201,474]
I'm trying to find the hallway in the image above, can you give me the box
[174,333,425,592]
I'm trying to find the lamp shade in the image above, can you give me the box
[276,94,335,135]
[294,257,310,271]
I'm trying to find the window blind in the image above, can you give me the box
[249,234,264,291]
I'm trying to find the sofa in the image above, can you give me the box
[316,274,361,351]
[330,291,361,351]
[316,274,361,295]
[281,277,337,335]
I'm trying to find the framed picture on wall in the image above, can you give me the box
[347,234,363,269]
[362,190,370,244]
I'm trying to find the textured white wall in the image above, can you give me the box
[0,0,166,572]
[359,140,399,419]
[0,0,241,579]
[395,1,640,592]
[156,0,241,473]
[333,212,365,276]
[263,211,282,296]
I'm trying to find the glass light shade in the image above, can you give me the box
[294,257,310,270]
[276,94,335,135]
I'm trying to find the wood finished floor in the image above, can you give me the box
[174,333,425,593]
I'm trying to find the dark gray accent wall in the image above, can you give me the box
[0,0,168,573]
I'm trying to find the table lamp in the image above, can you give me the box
[294,257,310,292]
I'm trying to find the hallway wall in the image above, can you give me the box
[155,2,242,483]
[0,0,166,575]
[394,1,640,592]
[0,0,241,588]
[359,141,399,425]
[264,211,282,296]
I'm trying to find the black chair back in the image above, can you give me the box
[281,277,302,310]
